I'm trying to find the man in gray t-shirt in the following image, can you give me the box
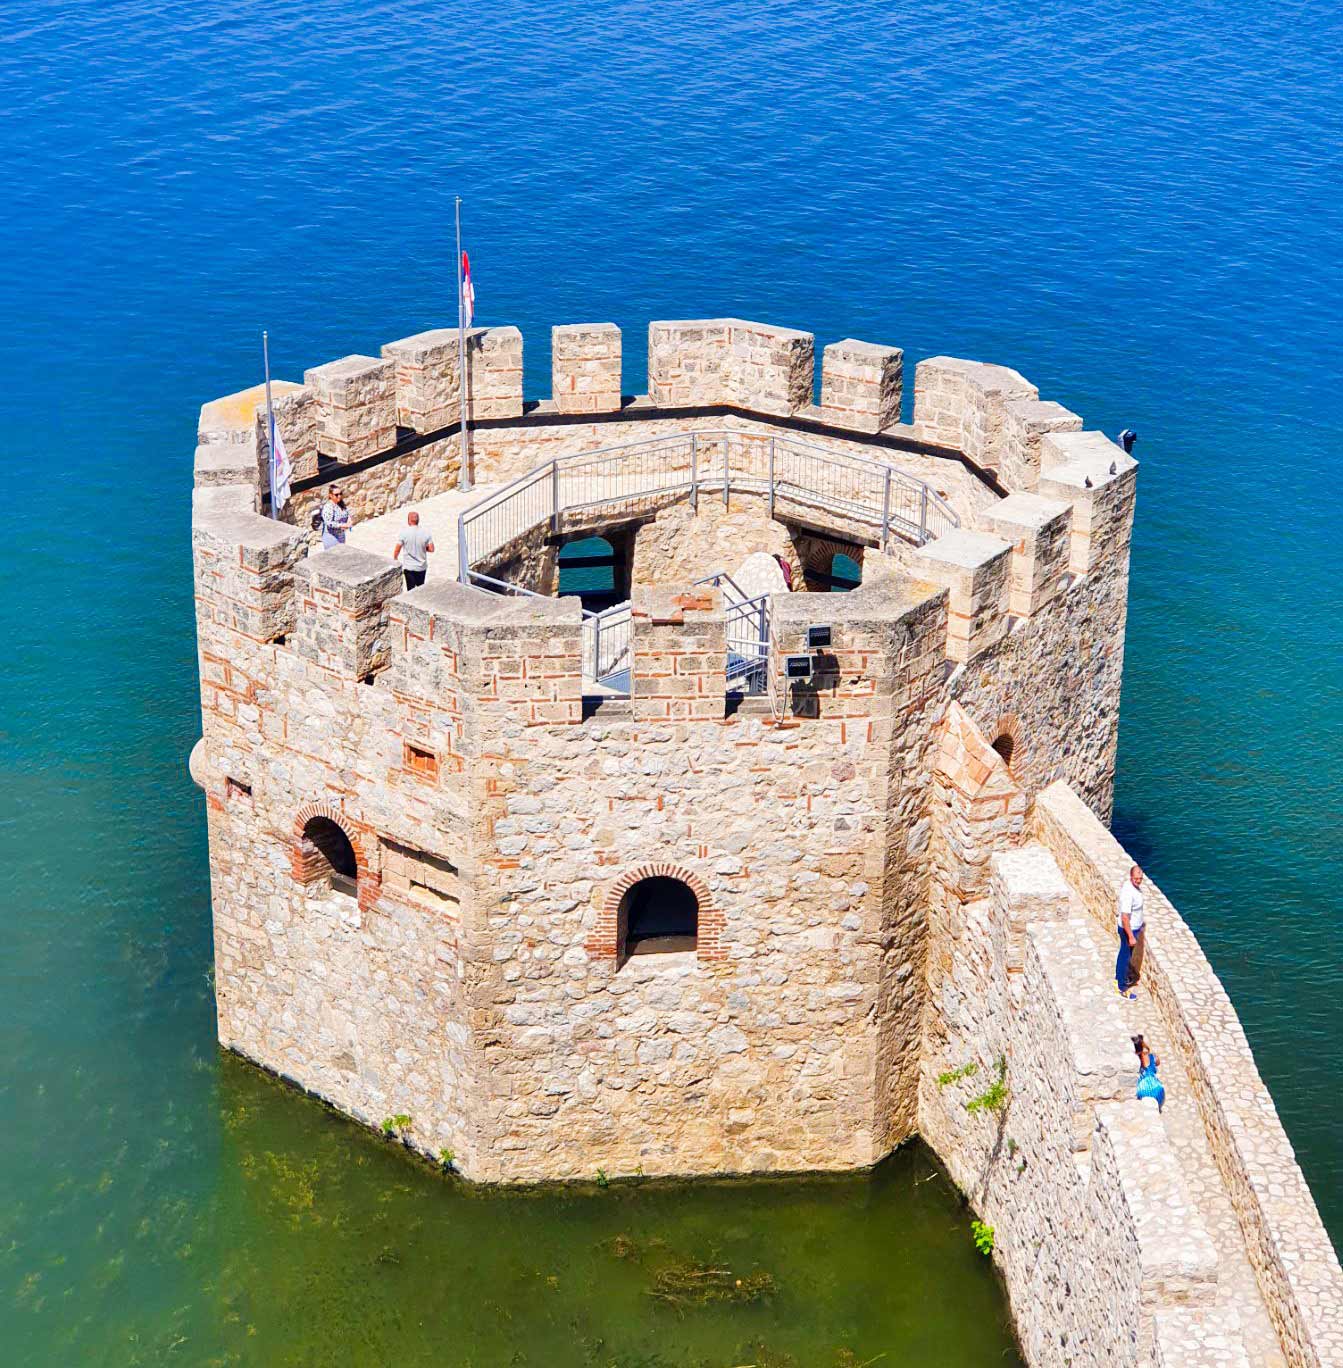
[393,511,435,590]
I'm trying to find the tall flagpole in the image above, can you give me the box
[263,329,277,516]
[455,197,471,491]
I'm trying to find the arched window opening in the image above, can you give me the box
[991,733,1015,772]
[619,876,698,958]
[828,552,862,593]
[301,816,357,897]
[558,535,621,613]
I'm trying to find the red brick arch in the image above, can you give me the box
[795,534,865,591]
[587,862,725,965]
[292,801,381,910]
[989,713,1024,775]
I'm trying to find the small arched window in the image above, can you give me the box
[829,552,862,593]
[300,816,358,897]
[991,733,1016,772]
[619,876,698,957]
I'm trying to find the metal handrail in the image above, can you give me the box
[457,428,958,584]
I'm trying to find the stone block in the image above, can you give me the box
[999,396,1082,491]
[294,544,404,678]
[304,355,397,462]
[192,509,307,643]
[820,338,903,431]
[552,323,622,414]
[912,357,1038,471]
[194,443,258,490]
[647,318,813,415]
[724,319,814,416]
[1038,431,1137,575]
[1091,1101,1220,1310]
[630,584,724,722]
[255,383,319,488]
[381,328,461,432]
[466,325,524,420]
[910,529,1011,662]
[648,319,732,408]
[1150,1308,1251,1367]
[976,491,1073,616]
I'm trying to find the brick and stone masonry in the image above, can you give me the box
[189,316,1343,1367]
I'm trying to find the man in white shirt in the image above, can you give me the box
[393,510,434,590]
[1116,864,1145,999]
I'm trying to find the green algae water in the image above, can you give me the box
[4,0,1342,1361]
[18,1049,1020,1365]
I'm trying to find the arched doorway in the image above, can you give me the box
[619,875,699,957]
[300,815,357,897]
[558,535,622,613]
[991,733,1015,772]
[828,552,862,592]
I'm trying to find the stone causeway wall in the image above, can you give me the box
[189,314,1341,1367]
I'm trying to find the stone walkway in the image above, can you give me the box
[1115,983,1285,1365]
[344,483,502,583]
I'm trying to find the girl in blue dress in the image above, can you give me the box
[1132,1034,1166,1112]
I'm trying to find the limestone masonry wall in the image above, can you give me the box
[190,312,1341,1367]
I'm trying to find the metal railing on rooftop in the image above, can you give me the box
[456,430,960,699]
[456,429,958,586]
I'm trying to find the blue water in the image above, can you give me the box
[3,0,1341,1358]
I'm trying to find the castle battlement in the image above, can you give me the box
[194,317,1101,519]
[188,311,1343,1368]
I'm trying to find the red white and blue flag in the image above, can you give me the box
[461,251,475,327]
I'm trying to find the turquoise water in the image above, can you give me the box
[3,0,1341,1359]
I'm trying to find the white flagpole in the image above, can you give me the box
[263,329,278,517]
[455,197,472,491]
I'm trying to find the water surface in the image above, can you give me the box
[2,0,1340,1360]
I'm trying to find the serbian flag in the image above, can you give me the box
[461,251,475,327]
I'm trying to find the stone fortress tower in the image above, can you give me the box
[190,318,1343,1366]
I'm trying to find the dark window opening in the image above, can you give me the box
[991,733,1015,771]
[226,777,252,801]
[558,535,623,613]
[302,816,357,896]
[619,876,698,958]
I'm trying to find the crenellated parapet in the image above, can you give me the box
[194,318,1102,541]
[912,355,1085,489]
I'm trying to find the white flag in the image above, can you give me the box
[461,250,475,327]
[270,414,292,513]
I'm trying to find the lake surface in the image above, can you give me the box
[2,0,1340,1361]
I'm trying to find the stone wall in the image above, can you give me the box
[191,418,1136,1184]
[1033,783,1343,1368]
[919,709,1236,1364]
[629,494,798,591]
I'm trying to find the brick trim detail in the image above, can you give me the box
[291,801,382,911]
[587,862,726,964]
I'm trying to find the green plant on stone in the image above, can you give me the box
[595,1168,609,1189]
[380,1113,413,1138]
[965,1056,1009,1116]
[937,1061,978,1088]
[438,1149,455,1171]
[971,1219,995,1256]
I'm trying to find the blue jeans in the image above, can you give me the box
[1116,928,1134,991]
